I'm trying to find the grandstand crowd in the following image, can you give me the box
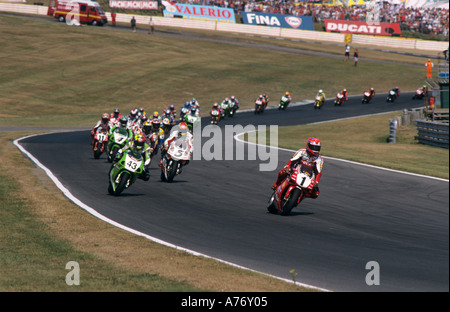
[170,0,449,36]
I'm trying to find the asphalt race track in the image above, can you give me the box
[18,94,449,292]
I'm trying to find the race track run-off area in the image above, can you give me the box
[16,94,449,292]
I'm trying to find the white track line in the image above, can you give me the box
[13,132,330,292]
[234,114,449,183]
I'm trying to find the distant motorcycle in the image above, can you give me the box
[314,95,324,109]
[279,95,291,110]
[184,113,200,132]
[228,100,237,117]
[255,98,265,114]
[412,88,425,100]
[107,127,130,162]
[180,106,190,122]
[362,91,373,104]
[387,89,397,103]
[160,136,192,183]
[267,166,315,216]
[92,128,108,159]
[334,92,345,106]
[210,109,221,125]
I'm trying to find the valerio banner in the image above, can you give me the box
[325,19,402,36]
[162,2,236,23]
[240,12,314,30]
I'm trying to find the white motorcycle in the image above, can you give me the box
[160,136,192,183]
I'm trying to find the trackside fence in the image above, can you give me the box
[416,120,449,148]
[0,3,448,52]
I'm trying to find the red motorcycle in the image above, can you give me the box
[362,90,373,104]
[334,92,345,106]
[267,166,315,215]
[412,88,425,100]
[92,128,108,159]
[255,98,265,114]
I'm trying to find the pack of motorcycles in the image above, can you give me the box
[94,88,417,214]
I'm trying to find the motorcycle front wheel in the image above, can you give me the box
[114,172,130,196]
[280,188,301,216]
[94,142,103,159]
[267,193,278,214]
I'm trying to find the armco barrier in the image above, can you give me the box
[416,120,449,148]
[0,3,447,51]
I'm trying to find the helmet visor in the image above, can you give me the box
[308,143,321,153]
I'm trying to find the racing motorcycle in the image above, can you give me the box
[227,100,237,117]
[334,92,345,106]
[184,112,200,132]
[180,105,190,122]
[210,109,221,125]
[254,98,265,114]
[314,95,324,109]
[107,127,130,162]
[387,89,397,103]
[108,149,146,196]
[160,136,192,183]
[412,88,425,100]
[92,127,108,159]
[229,98,239,116]
[267,166,315,216]
[220,100,230,118]
[147,132,160,167]
[362,91,373,104]
[279,95,291,110]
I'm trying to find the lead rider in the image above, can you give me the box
[272,137,323,199]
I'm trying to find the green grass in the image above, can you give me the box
[0,14,427,127]
[0,171,203,291]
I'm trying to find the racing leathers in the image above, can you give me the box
[272,148,323,199]
[114,140,151,181]
[159,129,194,172]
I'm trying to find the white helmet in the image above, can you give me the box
[319,89,323,93]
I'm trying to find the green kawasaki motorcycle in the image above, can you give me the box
[107,127,131,163]
[108,149,146,196]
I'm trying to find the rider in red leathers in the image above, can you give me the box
[340,89,348,101]
[272,137,323,199]
[91,113,110,146]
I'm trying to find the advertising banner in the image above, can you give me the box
[109,1,158,10]
[240,12,314,30]
[324,19,402,36]
[162,2,236,23]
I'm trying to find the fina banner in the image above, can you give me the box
[240,12,314,30]
[109,1,158,10]
[162,2,236,23]
[325,19,402,36]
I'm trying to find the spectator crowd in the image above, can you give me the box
[170,0,449,37]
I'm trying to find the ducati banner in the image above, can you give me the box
[325,19,402,36]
